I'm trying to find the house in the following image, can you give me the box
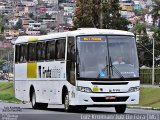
[21,18,30,29]
[21,1,36,7]
[0,41,12,48]
[26,22,41,35]
[145,14,153,25]
[119,0,133,11]
[4,29,20,40]
[8,18,19,26]
[119,0,135,19]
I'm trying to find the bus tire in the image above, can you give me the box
[31,91,48,109]
[115,104,126,113]
[64,92,74,112]
[31,91,38,109]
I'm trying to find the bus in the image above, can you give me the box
[14,28,140,113]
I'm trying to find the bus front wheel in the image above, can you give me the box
[31,91,48,109]
[115,104,126,113]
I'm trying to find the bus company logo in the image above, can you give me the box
[121,72,134,74]
[38,65,63,78]
[109,89,120,93]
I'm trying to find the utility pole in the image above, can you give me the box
[7,52,10,81]
[152,37,155,85]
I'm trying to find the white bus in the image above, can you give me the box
[14,28,140,113]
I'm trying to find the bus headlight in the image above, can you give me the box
[77,86,92,93]
[128,86,140,92]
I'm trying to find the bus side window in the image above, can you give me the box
[55,39,66,60]
[15,45,20,63]
[37,42,46,61]
[46,41,55,61]
[67,37,75,85]
[19,44,28,63]
[28,43,37,62]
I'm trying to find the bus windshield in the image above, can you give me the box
[76,35,139,79]
[108,36,139,78]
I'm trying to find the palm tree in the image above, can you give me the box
[135,22,147,38]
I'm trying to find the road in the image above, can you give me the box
[0,102,159,120]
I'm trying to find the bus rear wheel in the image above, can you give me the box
[31,91,48,109]
[115,104,126,113]
[64,92,74,112]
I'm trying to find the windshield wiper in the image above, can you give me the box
[97,56,126,80]
[109,56,126,81]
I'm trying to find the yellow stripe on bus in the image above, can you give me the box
[28,37,38,42]
[27,62,37,78]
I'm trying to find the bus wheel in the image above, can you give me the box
[31,91,38,109]
[31,91,48,109]
[64,92,73,112]
[115,105,126,113]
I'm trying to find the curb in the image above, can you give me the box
[0,100,22,104]
[128,106,160,111]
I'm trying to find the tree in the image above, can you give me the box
[40,28,48,35]
[15,19,22,30]
[73,0,130,30]
[0,14,5,34]
[73,0,96,29]
[45,13,52,19]
[153,28,160,58]
[151,0,160,26]
[29,13,34,19]
[135,22,146,35]
[134,21,153,66]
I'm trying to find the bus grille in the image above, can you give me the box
[91,96,129,102]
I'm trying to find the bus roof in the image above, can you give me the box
[15,28,134,44]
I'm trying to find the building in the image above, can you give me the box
[119,0,135,19]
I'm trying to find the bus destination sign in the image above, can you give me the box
[80,36,105,41]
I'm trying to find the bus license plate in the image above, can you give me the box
[105,96,116,100]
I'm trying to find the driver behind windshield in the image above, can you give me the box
[113,56,125,65]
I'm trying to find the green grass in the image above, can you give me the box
[0,82,20,103]
[138,87,160,108]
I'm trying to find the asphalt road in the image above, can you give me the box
[0,102,159,120]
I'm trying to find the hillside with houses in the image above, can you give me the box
[0,0,159,75]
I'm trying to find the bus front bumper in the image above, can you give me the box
[73,91,139,106]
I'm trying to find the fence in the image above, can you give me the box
[140,68,160,85]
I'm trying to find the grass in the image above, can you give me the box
[137,87,160,108]
[0,82,20,103]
